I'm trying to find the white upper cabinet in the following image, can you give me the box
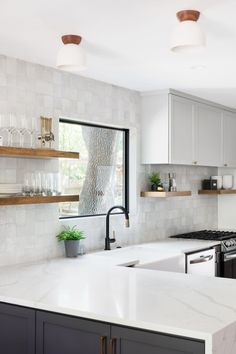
[195,103,223,167]
[223,111,236,167]
[141,91,236,167]
[169,95,195,165]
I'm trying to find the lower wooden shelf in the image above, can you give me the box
[0,195,79,206]
[198,189,236,195]
[140,191,192,198]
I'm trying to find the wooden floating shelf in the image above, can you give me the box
[198,189,236,195]
[0,146,80,159]
[0,195,79,206]
[140,191,192,198]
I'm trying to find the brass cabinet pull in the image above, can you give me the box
[109,338,116,354]
[100,336,106,354]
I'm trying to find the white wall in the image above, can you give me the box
[0,54,219,266]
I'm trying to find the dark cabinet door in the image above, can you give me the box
[222,260,233,278]
[221,258,236,279]
[36,311,110,354]
[231,258,236,279]
[111,325,205,354]
[0,302,35,354]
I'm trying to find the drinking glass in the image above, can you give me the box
[41,173,54,196]
[46,173,54,196]
[34,171,42,195]
[53,173,62,195]
[41,173,47,196]
[22,173,35,196]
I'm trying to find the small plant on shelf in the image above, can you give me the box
[148,171,163,191]
[57,226,85,258]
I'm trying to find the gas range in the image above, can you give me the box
[170,230,236,253]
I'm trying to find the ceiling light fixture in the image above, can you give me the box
[56,34,86,72]
[170,10,206,53]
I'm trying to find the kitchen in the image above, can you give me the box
[0,1,236,354]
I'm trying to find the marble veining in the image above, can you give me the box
[0,240,235,354]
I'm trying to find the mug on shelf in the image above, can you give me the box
[222,175,233,190]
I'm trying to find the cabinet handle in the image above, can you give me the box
[109,338,116,354]
[100,336,106,354]
[224,163,228,167]
[193,161,198,165]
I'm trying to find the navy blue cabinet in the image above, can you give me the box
[111,325,205,354]
[36,311,109,354]
[0,302,35,354]
[0,303,205,354]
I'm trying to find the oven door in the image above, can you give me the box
[222,251,236,278]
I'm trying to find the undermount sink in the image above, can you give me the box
[120,255,185,274]
[136,255,185,273]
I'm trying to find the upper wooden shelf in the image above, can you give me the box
[198,189,236,195]
[0,195,79,206]
[0,147,80,159]
[140,191,192,198]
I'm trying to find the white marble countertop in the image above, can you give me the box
[0,239,235,354]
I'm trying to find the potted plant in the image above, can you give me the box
[148,172,163,191]
[56,226,85,258]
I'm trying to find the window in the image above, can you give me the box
[59,119,129,218]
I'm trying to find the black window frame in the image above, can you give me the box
[59,118,129,219]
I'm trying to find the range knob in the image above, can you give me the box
[231,239,236,246]
[225,240,232,247]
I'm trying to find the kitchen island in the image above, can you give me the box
[0,239,235,354]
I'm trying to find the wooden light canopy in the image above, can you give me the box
[176,10,200,22]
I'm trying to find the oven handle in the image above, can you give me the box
[224,253,236,261]
[190,255,213,264]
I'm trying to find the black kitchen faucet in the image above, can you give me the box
[104,205,129,250]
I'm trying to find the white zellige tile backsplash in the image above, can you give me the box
[0,54,218,266]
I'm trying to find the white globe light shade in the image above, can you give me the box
[170,20,206,53]
[56,43,86,72]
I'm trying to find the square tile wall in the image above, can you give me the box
[0,54,218,266]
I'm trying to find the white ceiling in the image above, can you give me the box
[1,0,236,106]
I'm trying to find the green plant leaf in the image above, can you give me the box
[149,172,161,185]
[56,226,86,241]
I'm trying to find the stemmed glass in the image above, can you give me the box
[0,113,14,146]
[22,117,38,148]
[18,114,27,147]
[0,113,39,148]
[10,113,22,147]
[0,114,10,146]
[29,117,38,148]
